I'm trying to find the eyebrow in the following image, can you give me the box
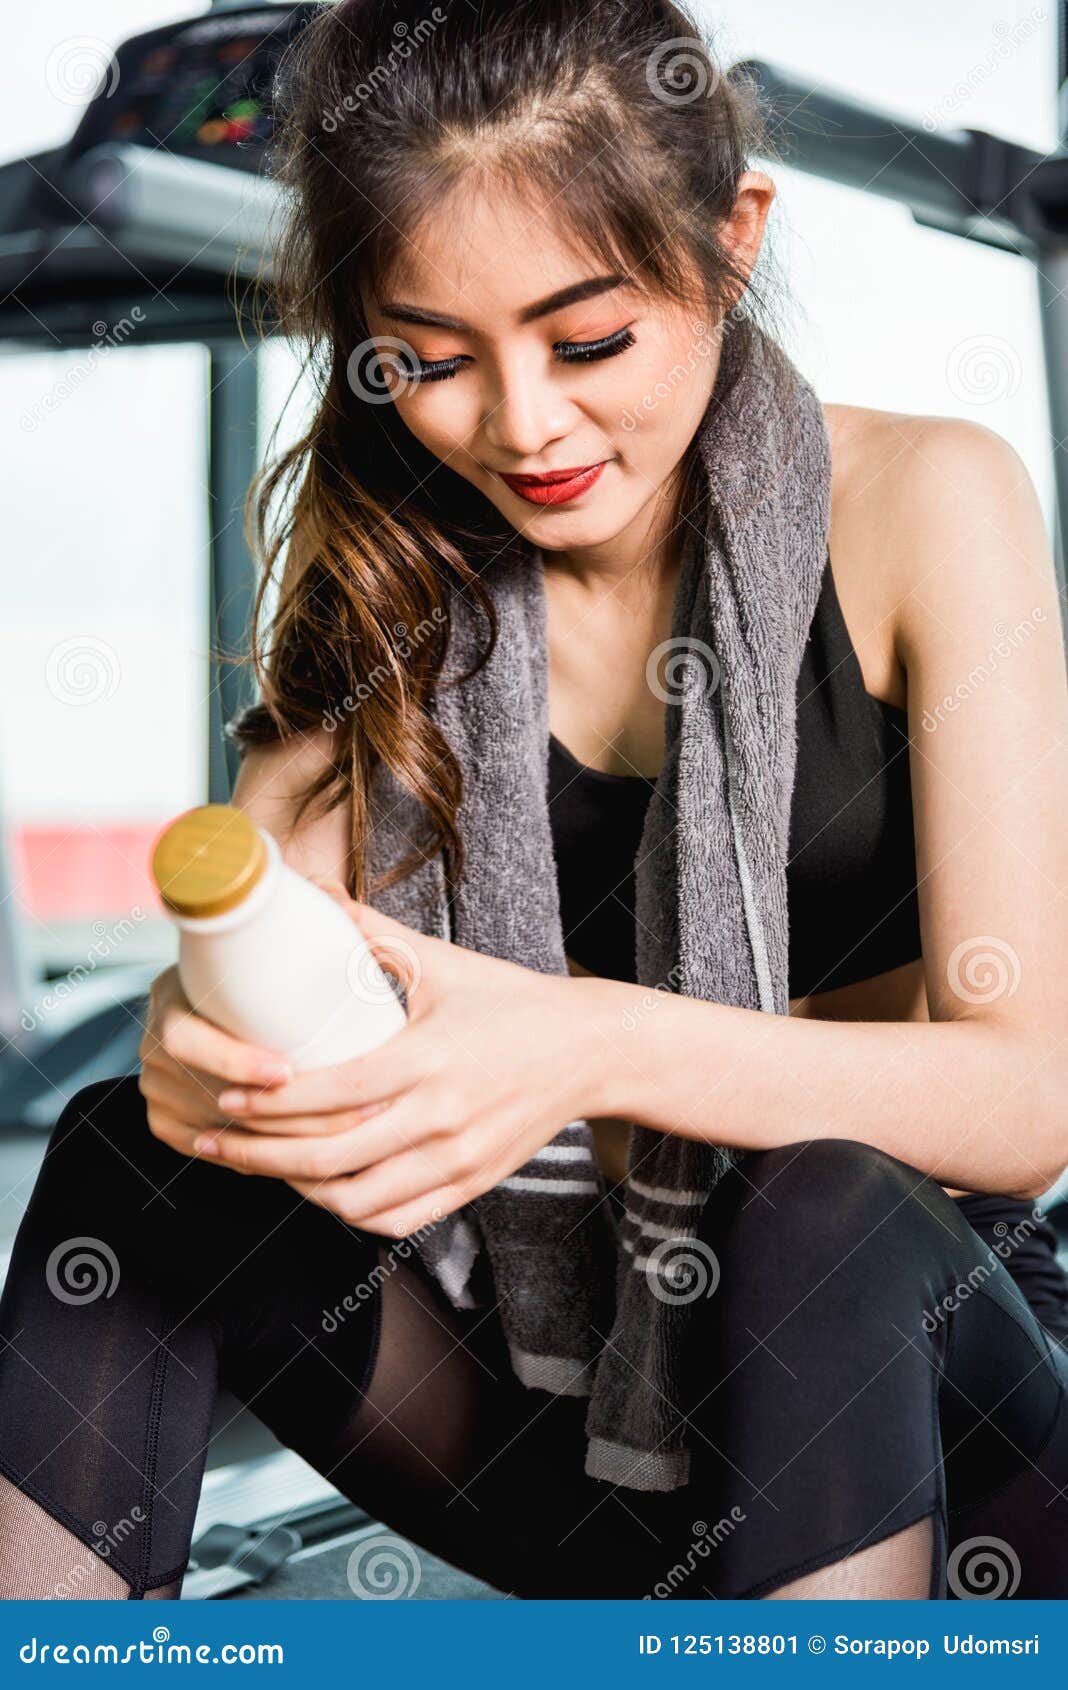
[376,273,627,331]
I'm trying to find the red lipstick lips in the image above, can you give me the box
[499,462,608,505]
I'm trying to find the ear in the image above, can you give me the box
[720,169,776,291]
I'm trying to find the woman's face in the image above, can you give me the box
[359,178,769,565]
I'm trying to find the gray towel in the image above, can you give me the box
[365,321,832,1492]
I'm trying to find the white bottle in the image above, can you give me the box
[150,803,407,1070]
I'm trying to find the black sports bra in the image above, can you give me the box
[547,548,922,1000]
[546,565,1068,1312]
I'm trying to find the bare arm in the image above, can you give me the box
[582,420,1068,1201]
[229,727,353,882]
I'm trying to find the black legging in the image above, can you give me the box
[1,1073,1067,1600]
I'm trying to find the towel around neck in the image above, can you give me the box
[364,319,833,1492]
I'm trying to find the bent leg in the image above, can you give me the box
[0,1076,661,1601]
[943,1335,1068,1598]
[0,1075,384,1596]
[655,1138,1067,1599]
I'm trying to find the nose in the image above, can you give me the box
[479,350,576,462]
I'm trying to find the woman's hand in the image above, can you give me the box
[191,879,616,1237]
[138,965,294,1153]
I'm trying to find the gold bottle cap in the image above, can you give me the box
[151,804,268,919]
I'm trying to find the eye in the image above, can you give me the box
[554,325,636,364]
[410,324,636,384]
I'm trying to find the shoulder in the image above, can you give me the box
[824,401,1041,550]
[822,403,1052,702]
[825,401,1037,521]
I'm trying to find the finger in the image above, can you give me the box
[157,1005,294,1088]
[343,1185,465,1239]
[216,1024,430,1119]
[146,1107,213,1162]
[289,1137,477,1224]
[193,1121,386,1181]
[139,1067,223,1130]
[202,1096,393,1139]
[193,1091,439,1171]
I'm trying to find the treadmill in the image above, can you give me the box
[0,2,317,1131]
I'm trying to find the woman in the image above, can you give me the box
[2,0,1068,1602]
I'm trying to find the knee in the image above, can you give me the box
[52,1071,146,1144]
[713,1136,937,1265]
[44,1072,169,1191]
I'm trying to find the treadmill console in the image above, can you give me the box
[66,4,319,176]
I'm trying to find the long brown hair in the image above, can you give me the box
[228,0,785,901]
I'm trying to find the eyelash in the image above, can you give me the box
[410,325,637,384]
